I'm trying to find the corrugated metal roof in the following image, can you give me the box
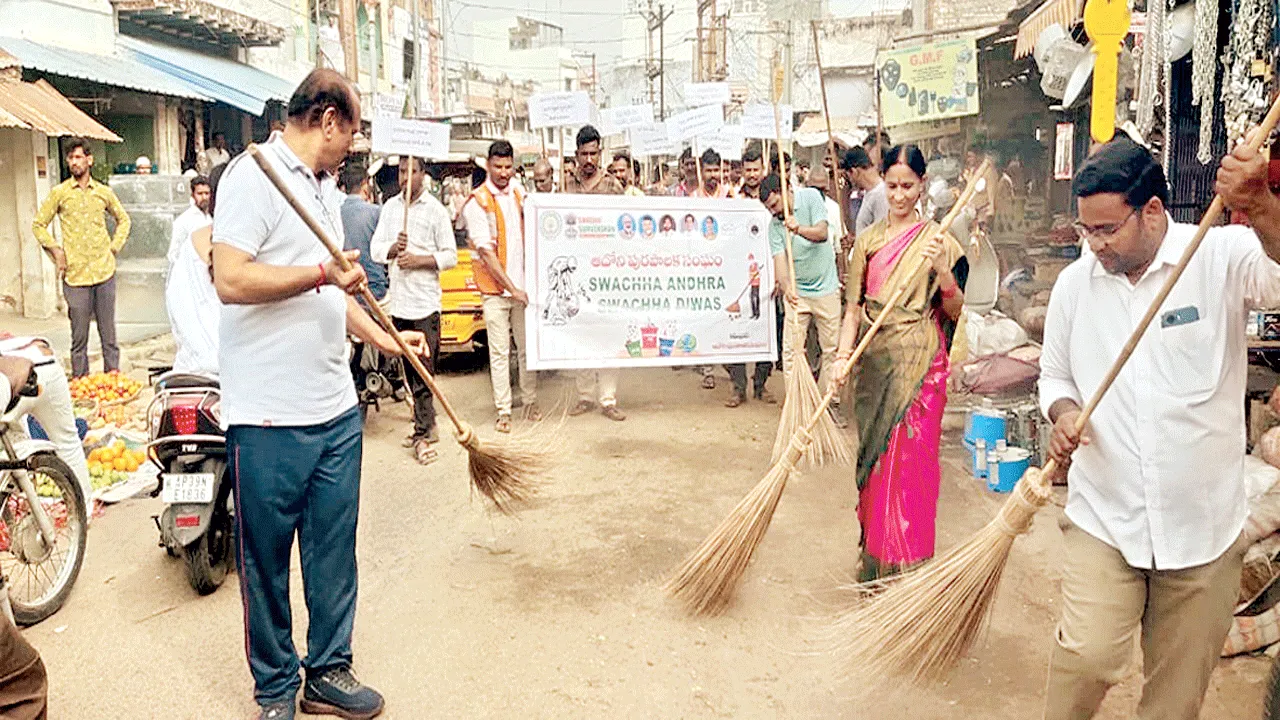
[119,36,295,116]
[0,37,209,100]
[0,78,121,142]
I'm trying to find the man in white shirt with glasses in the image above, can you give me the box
[1040,136,1280,720]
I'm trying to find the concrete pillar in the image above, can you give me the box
[154,97,182,174]
[0,128,59,318]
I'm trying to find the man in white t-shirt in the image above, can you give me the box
[371,156,456,461]
[462,140,540,433]
[211,69,424,720]
[167,175,211,272]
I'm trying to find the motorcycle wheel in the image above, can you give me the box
[4,453,88,626]
[1266,657,1280,720]
[180,462,234,596]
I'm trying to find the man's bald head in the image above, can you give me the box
[533,157,555,192]
[287,68,360,128]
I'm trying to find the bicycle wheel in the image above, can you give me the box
[1,453,88,626]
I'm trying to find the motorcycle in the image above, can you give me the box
[349,335,408,420]
[0,366,88,625]
[145,371,233,595]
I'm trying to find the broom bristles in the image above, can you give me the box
[663,458,796,616]
[771,359,854,469]
[459,424,550,515]
[831,467,1054,685]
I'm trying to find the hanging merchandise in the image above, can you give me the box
[1191,0,1219,162]
[1136,0,1168,136]
[1221,0,1275,149]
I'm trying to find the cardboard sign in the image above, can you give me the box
[665,105,725,143]
[370,117,451,159]
[600,104,656,135]
[529,91,593,129]
[698,125,745,162]
[630,123,678,158]
[741,103,792,140]
[683,82,731,108]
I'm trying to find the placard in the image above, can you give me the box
[630,122,678,158]
[600,104,656,135]
[529,91,593,129]
[665,104,725,143]
[742,103,793,140]
[370,117,451,159]
[524,194,776,369]
[698,125,745,162]
[876,38,980,128]
[683,82,731,108]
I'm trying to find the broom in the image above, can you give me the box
[831,95,1280,685]
[769,101,853,470]
[725,280,752,314]
[664,161,993,617]
[246,145,545,515]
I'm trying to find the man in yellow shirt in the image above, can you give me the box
[32,138,132,377]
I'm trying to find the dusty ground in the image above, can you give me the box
[21,360,1271,719]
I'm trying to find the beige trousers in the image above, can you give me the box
[1044,517,1247,720]
[482,296,536,414]
[782,292,842,395]
[575,370,618,407]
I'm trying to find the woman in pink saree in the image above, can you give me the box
[836,145,968,581]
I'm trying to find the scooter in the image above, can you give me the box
[145,371,233,595]
[0,365,88,625]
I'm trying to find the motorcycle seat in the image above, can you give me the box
[155,372,220,391]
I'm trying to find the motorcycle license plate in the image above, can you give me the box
[161,473,215,504]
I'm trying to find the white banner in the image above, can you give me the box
[742,103,793,140]
[665,104,725,143]
[524,194,777,370]
[528,91,593,129]
[599,104,656,135]
[683,81,731,108]
[698,124,745,162]
[370,117,450,159]
[630,122,678,158]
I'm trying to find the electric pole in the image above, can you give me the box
[643,1,674,119]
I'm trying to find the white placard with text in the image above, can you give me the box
[529,91,593,129]
[665,105,725,143]
[370,117,451,159]
[741,103,793,140]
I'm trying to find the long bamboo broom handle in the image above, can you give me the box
[811,20,850,240]
[1031,95,1280,487]
[246,145,469,435]
[772,103,799,299]
[781,159,992,448]
[402,154,414,235]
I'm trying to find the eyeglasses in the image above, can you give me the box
[1073,208,1138,245]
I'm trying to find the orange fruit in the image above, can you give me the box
[113,458,127,471]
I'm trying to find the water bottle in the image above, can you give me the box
[975,438,987,478]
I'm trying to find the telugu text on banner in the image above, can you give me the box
[523,194,777,370]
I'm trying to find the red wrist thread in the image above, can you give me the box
[316,263,326,293]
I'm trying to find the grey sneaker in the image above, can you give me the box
[301,666,384,719]
[258,701,295,720]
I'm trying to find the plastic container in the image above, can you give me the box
[988,447,1031,493]
[965,400,1007,449]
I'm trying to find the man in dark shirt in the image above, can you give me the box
[338,164,388,301]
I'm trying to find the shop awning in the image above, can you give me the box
[0,78,122,141]
[118,36,296,116]
[1015,0,1084,58]
[0,37,209,100]
[114,0,285,49]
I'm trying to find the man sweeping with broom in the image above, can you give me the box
[212,69,426,720]
[1040,136,1280,720]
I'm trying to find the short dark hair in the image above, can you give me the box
[840,146,873,171]
[337,162,364,193]
[632,159,641,177]
[287,68,359,127]
[190,175,211,193]
[576,125,601,149]
[680,147,693,162]
[212,132,225,140]
[207,162,229,218]
[865,130,891,148]
[881,144,928,178]
[769,149,791,175]
[700,148,721,166]
[1072,138,1169,209]
[742,144,763,164]
[488,140,514,159]
[64,137,91,157]
[759,173,783,203]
